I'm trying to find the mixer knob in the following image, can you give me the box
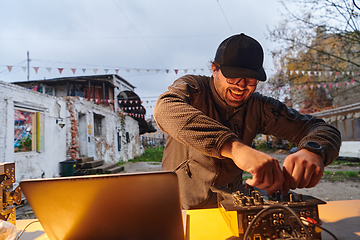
[289,193,294,202]
[298,194,303,202]
[276,192,281,201]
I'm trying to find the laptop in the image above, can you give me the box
[20,171,185,240]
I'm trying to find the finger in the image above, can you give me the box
[281,161,294,195]
[273,160,284,190]
[266,161,284,195]
[258,162,274,188]
[289,163,305,189]
[245,170,264,187]
[306,169,323,188]
[298,164,316,188]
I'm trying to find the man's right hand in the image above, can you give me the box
[221,139,284,195]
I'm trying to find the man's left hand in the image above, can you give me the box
[281,149,324,195]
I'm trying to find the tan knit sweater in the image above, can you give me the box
[154,75,341,209]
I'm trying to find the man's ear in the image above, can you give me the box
[211,63,218,77]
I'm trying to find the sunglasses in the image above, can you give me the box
[226,78,258,86]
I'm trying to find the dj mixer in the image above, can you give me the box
[211,184,326,240]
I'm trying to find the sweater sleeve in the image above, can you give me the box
[259,95,341,166]
[153,75,237,158]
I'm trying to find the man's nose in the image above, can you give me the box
[236,78,247,87]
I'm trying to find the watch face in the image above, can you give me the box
[306,141,322,149]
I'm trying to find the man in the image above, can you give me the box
[153,33,341,210]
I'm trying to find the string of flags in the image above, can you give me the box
[288,70,359,77]
[256,78,358,94]
[2,65,208,75]
[82,98,157,119]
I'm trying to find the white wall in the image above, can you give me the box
[1,81,144,184]
[339,141,360,158]
[0,81,67,182]
[64,97,143,163]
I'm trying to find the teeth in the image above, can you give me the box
[230,89,244,95]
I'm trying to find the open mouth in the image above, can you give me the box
[229,89,244,100]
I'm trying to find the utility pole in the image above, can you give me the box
[27,51,30,81]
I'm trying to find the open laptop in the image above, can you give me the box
[20,171,185,240]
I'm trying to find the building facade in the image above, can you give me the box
[1,75,146,183]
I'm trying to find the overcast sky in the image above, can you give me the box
[0,0,287,117]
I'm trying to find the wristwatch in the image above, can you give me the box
[303,141,325,162]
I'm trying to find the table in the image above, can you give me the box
[15,199,360,240]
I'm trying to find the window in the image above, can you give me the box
[354,118,360,140]
[345,119,354,140]
[94,114,105,137]
[117,131,121,151]
[45,87,54,96]
[70,84,85,97]
[336,120,345,140]
[14,109,44,152]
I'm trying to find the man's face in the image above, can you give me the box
[212,64,257,108]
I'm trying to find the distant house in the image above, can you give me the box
[313,102,360,159]
[142,117,167,148]
[1,74,152,182]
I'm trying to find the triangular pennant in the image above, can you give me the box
[34,67,39,73]
[22,66,26,72]
[166,69,169,73]
[290,70,294,75]
[126,69,130,73]
[82,69,86,73]
[93,69,98,74]
[174,69,178,74]
[71,68,76,75]
[104,69,108,73]
[58,68,64,74]
[7,66,13,72]
[46,68,51,73]
[115,69,119,74]
[136,69,141,72]
[155,69,160,73]
[184,69,188,74]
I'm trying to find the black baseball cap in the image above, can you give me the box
[214,33,267,81]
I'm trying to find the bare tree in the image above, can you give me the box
[267,0,360,112]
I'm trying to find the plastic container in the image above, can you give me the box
[60,159,77,177]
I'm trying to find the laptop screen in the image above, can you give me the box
[20,171,185,240]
